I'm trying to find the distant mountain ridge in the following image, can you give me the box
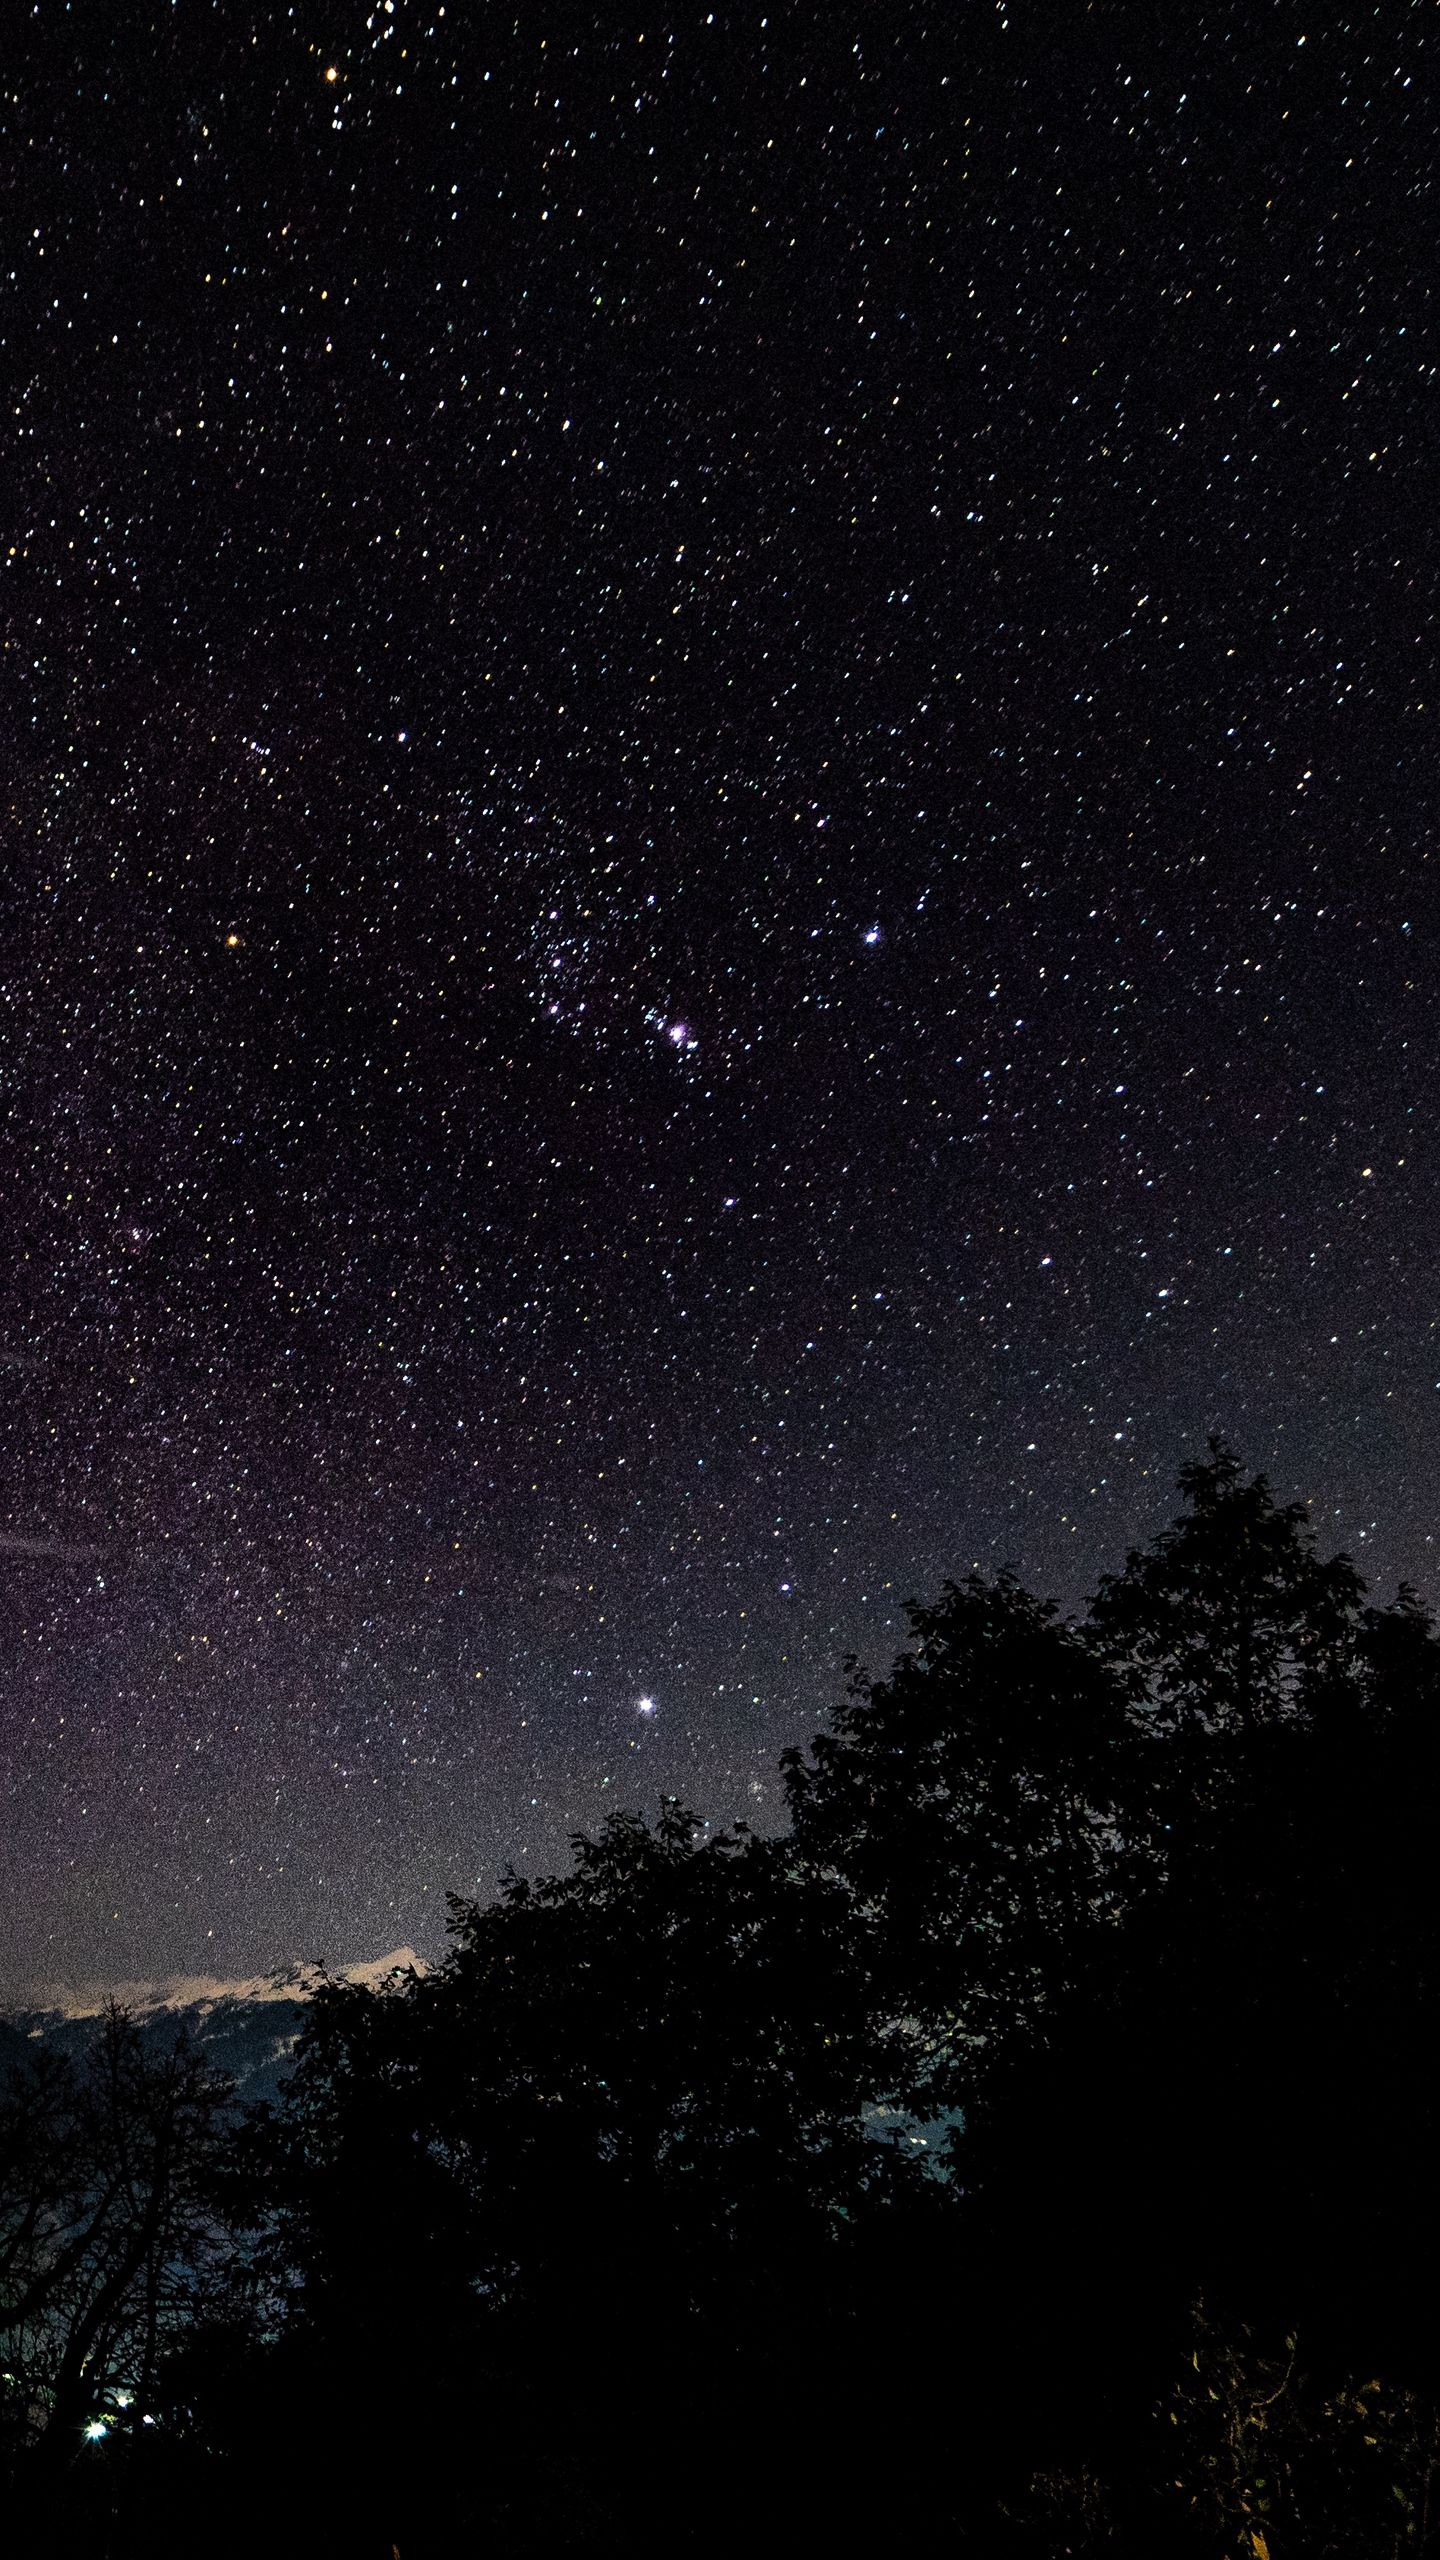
[3,1948,426,2106]
[15,1947,427,2022]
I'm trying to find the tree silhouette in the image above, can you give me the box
[221,1802,937,2549]
[0,2005,232,2548]
[970,1451,1440,2481]
[1088,1440,1364,1742]
[18,1448,1437,2555]
[781,1571,1147,2120]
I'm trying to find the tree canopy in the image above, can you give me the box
[6,1448,1438,2556]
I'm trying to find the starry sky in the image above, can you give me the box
[2,0,1436,1991]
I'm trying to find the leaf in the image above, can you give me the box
[1251,2534,1271,2560]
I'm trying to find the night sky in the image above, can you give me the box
[2,1,1436,1991]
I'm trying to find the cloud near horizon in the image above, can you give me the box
[0,1532,103,1563]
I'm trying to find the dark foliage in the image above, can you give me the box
[7,1449,1439,2555]
[0,2008,233,2551]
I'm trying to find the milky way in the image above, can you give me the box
[2,3,1436,1987]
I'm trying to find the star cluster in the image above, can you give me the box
[1,1,1436,1987]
